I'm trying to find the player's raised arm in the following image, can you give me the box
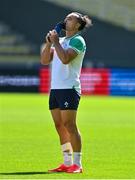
[40,32,54,65]
[48,30,78,64]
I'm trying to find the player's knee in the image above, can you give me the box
[54,122,63,130]
[64,121,77,134]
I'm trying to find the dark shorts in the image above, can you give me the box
[49,89,81,110]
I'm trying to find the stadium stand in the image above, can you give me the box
[0,0,134,67]
[47,0,135,31]
[0,21,39,62]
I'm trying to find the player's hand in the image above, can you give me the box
[49,30,59,44]
[45,32,52,45]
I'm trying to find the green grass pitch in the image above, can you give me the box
[0,93,135,179]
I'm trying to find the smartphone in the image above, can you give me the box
[55,21,66,34]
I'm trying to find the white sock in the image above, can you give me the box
[73,152,82,167]
[63,152,72,166]
[61,142,73,166]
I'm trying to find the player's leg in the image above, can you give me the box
[49,90,69,144]
[61,110,82,155]
[61,110,81,152]
[50,108,70,145]
[48,90,73,172]
[61,110,82,173]
[48,109,73,172]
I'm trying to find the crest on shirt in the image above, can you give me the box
[64,101,69,108]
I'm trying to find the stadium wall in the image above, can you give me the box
[0,64,135,96]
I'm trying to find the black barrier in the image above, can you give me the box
[0,63,40,92]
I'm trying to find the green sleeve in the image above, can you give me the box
[69,36,86,54]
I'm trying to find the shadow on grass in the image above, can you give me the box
[0,171,53,175]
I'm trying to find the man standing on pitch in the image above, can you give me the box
[41,12,92,173]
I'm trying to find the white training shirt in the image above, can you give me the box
[51,33,86,94]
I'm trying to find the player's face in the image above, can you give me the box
[64,13,80,31]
